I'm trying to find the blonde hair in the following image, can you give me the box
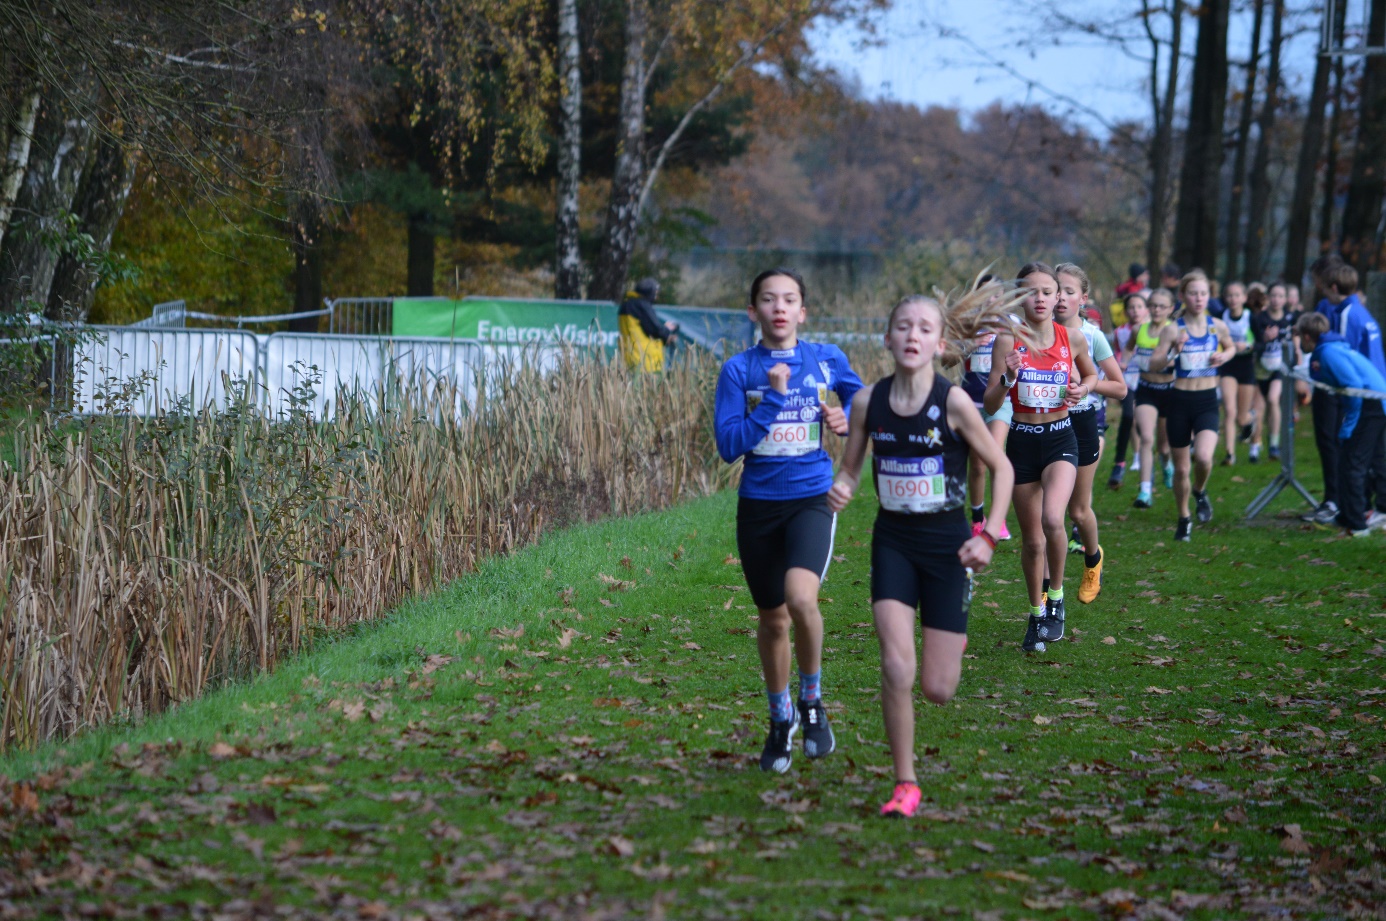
[1054,262,1090,296]
[1177,268,1210,300]
[888,270,1033,369]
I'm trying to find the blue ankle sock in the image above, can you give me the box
[767,688,793,723]
[798,670,821,704]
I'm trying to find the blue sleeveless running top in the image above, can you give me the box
[1174,318,1219,379]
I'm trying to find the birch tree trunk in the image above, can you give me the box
[1283,4,1334,285]
[1340,0,1386,273]
[45,133,137,321]
[554,0,583,300]
[1224,0,1263,280]
[1171,0,1231,274]
[1242,0,1282,280]
[0,90,42,254]
[588,0,647,302]
[0,82,95,316]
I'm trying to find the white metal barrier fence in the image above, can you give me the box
[70,327,488,419]
[262,334,483,418]
[75,327,260,415]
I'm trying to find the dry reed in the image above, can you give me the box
[0,349,731,751]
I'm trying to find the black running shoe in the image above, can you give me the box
[1239,422,1253,443]
[1038,597,1065,642]
[1022,615,1047,653]
[798,699,836,759]
[759,711,800,773]
[1195,491,1214,524]
[1301,501,1338,524]
[1175,517,1192,542]
[1107,464,1125,490]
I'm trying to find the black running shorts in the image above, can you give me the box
[736,493,836,610]
[1070,408,1102,466]
[870,511,971,634]
[1135,380,1173,413]
[1165,387,1221,449]
[1006,416,1079,485]
[1219,353,1255,385]
[1258,370,1284,398]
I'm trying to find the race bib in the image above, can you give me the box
[1261,347,1283,372]
[1017,368,1066,410]
[876,455,947,513]
[1179,350,1211,372]
[1132,352,1151,372]
[748,388,824,456]
[968,351,992,374]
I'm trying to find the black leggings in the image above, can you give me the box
[1112,390,1136,467]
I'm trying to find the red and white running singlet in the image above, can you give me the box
[1008,323,1073,416]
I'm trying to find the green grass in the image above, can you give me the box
[2,420,1384,919]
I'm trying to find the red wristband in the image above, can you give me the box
[978,529,998,549]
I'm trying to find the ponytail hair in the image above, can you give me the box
[889,268,1032,369]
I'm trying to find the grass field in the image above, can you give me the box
[2,419,1384,919]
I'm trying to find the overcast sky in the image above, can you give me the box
[810,0,1323,137]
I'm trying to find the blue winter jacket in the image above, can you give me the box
[1309,332,1386,440]
[1333,294,1386,376]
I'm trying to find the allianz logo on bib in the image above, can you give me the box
[878,456,943,475]
[1019,369,1066,384]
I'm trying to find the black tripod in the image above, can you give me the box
[1245,371,1319,518]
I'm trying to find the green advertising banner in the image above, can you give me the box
[391,296,756,356]
[392,297,621,350]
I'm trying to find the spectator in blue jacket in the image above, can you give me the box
[1297,312,1386,536]
[1322,262,1386,370]
[1322,261,1386,518]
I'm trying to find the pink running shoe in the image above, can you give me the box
[880,781,922,818]
[997,522,1012,540]
[971,521,985,538]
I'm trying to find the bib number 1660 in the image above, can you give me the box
[755,421,820,455]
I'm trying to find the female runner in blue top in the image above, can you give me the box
[1148,269,1237,541]
[714,267,865,774]
[828,291,1014,818]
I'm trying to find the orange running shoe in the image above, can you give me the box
[880,781,922,818]
[1078,545,1103,603]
